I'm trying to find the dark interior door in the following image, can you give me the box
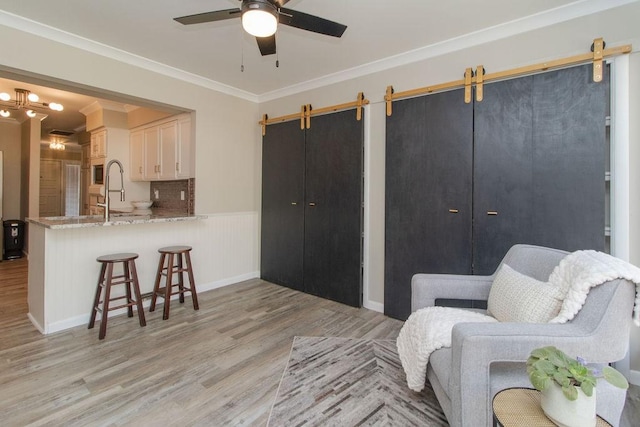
[473,77,535,275]
[385,89,473,320]
[304,110,364,307]
[261,120,305,291]
[531,64,606,252]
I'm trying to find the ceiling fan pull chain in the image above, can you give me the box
[241,33,245,72]
[276,31,279,68]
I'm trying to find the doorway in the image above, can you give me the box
[39,159,81,217]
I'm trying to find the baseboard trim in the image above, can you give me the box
[27,312,45,334]
[197,271,260,293]
[44,271,261,335]
[363,300,384,313]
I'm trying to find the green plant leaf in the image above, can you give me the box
[536,359,557,375]
[530,347,552,359]
[603,366,630,389]
[562,385,578,401]
[581,381,594,397]
[530,371,550,391]
[553,372,571,388]
[548,351,566,368]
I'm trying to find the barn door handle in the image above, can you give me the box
[487,211,498,216]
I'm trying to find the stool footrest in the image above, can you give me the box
[89,254,146,339]
[150,248,199,320]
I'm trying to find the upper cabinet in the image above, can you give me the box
[129,130,145,181]
[90,129,107,158]
[129,113,194,182]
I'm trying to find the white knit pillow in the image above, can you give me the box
[488,264,564,323]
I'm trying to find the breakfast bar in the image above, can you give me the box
[26,211,207,334]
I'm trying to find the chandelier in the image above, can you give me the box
[49,140,66,151]
[0,88,64,119]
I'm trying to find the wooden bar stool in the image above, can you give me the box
[150,245,199,320]
[88,253,146,340]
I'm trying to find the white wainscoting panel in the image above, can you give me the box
[27,212,260,334]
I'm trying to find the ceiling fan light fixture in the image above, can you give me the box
[242,1,277,38]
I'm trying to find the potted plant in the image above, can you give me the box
[527,346,629,427]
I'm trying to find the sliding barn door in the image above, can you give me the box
[473,76,535,274]
[385,90,473,320]
[261,120,305,291]
[473,64,606,274]
[304,110,364,307]
[530,64,606,252]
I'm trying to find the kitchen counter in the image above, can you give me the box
[27,210,216,335]
[27,210,206,229]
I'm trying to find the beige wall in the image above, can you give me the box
[0,121,22,220]
[128,107,175,129]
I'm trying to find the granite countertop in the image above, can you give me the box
[27,209,207,229]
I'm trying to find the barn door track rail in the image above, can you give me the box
[259,92,368,136]
[385,38,631,116]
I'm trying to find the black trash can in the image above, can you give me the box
[3,220,25,260]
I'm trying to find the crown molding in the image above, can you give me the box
[0,10,259,103]
[0,0,636,105]
[257,0,639,102]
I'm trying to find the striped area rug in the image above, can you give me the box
[267,336,448,426]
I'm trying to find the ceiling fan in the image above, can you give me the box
[174,0,347,56]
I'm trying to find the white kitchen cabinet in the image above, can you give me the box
[158,121,177,180]
[129,129,145,181]
[143,126,160,180]
[176,116,192,179]
[90,129,107,158]
[132,114,193,181]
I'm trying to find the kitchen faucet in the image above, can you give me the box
[96,159,125,222]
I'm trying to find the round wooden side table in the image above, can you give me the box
[492,388,612,427]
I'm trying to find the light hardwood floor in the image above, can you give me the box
[1,258,638,426]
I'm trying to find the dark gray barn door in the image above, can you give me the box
[385,89,473,320]
[473,64,606,274]
[472,76,535,274]
[304,110,364,307]
[530,64,606,252]
[261,120,305,291]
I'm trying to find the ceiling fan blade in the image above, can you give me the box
[279,8,347,38]
[174,9,241,25]
[256,35,277,56]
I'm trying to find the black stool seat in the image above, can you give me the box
[88,252,146,339]
[150,245,199,320]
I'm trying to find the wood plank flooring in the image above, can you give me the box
[0,258,638,426]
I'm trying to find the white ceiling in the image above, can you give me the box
[0,0,633,141]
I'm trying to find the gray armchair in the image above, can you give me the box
[411,244,635,427]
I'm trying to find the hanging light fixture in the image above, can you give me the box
[49,140,66,151]
[0,88,64,119]
[241,0,278,37]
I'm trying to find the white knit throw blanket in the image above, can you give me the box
[548,250,640,326]
[396,306,497,392]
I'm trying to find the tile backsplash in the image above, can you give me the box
[149,179,195,214]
